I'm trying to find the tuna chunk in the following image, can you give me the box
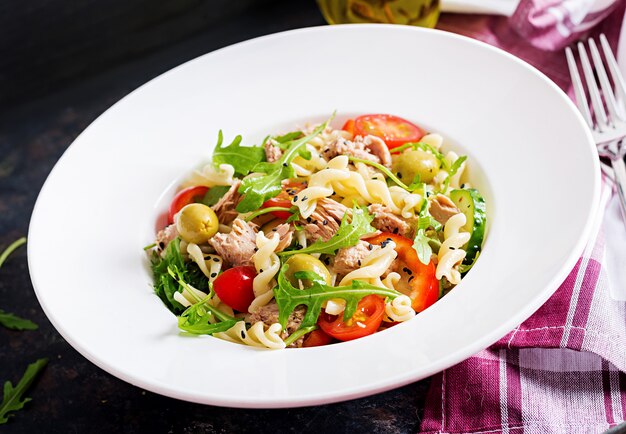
[332,240,371,276]
[246,301,306,348]
[273,223,294,252]
[155,224,178,252]
[300,198,348,242]
[320,136,381,165]
[429,194,460,225]
[208,218,257,267]
[264,142,283,163]
[368,204,414,238]
[211,180,242,225]
[359,135,392,168]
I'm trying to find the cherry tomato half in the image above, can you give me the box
[168,186,209,224]
[302,329,334,347]
[353,114,424,149]
[318,295,386,341]
[262,181,306,219]
[366,232,439,312]
[341,119,356,135]
[212,266,256,313]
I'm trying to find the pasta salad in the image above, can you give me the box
[147,113,486,349]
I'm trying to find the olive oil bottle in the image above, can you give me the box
[317,0,440,28]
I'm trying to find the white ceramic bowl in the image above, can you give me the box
[28,25,599,408]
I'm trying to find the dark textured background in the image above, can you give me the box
[0,1,431,432]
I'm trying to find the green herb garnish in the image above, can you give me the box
[440,156,467,193]
[275,265,401,330]
[201,185,231,207]
[0,359,48,424]
[236,116,332,213]
[348,156,411,191]
[0,310,37,331]
[278,205,375,257]
[212,131,265,177]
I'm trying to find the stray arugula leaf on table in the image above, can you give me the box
[0,310,37,331]
[274,266,402,330]
[278,205,375,257]
[0,238,38,331]
[0,359,48,424]
[212,131,265,177]
[236,116,333,213]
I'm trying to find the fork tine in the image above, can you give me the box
[589,38,619,123]
[579,41,609,131]
[566,47,594,128]
[600,33,626,118]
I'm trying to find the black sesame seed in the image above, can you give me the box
[408,276,414,282]
[294,195,298,201]
[240,331,246,339]
[324,258,330,265]
[323,219,328,225]
[397,172,402,179]
[368,244,373,250]
[392,227,399,234]
[259,268,263,273]
[159,242,165,249]
[426,192,432,197]
[254,247,258,252]
[357,260,362,266]
[272,228,277,231]
[212,257,219,262]
[283,163,288,167]
[301,196,308,202]
[461,183,466,188]
[449,246,456,250]
[211,272,217,278]
[306,217,312,223]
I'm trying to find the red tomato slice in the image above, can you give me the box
[318,295,386,341]
[212,266,256,313]
[341,119,356,135]
[262,181,306,219]
[366,232,439,312]
[168,186,209,224]
[353,114,424,149]
[302,329,334,347]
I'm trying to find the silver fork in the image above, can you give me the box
[566,34,626,224]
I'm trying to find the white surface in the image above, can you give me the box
[28,25,599,408]
[441,0,519,16]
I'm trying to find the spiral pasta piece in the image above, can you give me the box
[249,231,281,313]
[385,295,416,322]
[436,213,470,285]
[339,241,398,287]
[186,243,223,283]
[182,163,235,188]
[213,321,286,349]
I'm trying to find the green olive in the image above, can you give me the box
[392,149,441,183]
[284,254,332,289]
[176,203,219,244]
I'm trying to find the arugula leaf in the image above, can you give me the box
[275,265,402,330]
[418,198,442,232]
[348,156,411,191]
[272,131,304,149]
[177,288,237,335]
[440,155,467,193]
[236,118,331,213]
[150,238,208,314]
[0,359,48,424]
[412,230,433,266]
[212,130,265,177]
[0,310,37,331]
[0,238,26,269]
[278,206,375,257]
[236,167,286,212]
[201,186,230,207]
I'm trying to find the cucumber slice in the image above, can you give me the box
[449,188,486,265]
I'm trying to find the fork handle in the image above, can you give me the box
[611,155,626,224]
